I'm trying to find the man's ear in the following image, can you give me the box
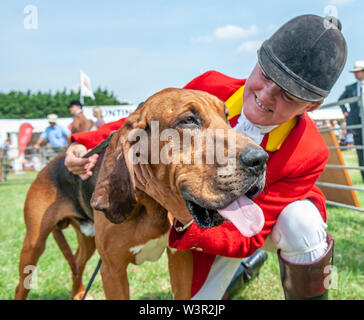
[305,100,323,113]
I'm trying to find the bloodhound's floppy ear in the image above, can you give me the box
[91,128,137,224]
[91,107,148,223]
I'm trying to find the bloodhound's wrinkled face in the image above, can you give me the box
[91,88,267,228]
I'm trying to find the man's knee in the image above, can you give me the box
[271,200,328,260]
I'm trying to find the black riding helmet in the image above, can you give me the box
[258,14,347,102]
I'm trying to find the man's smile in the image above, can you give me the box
[255,95,273,113]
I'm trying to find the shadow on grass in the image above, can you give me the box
[29,291,173,300]
[28,291,72,300]
[138,292,173,300]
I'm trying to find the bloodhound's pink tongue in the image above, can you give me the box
[217,195,264,237]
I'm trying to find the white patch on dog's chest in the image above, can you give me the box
[129,231,169,265]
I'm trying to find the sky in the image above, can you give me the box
[0,0,363,106]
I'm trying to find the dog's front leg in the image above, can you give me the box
[99,260,130,300]
[167,248,193,300]
[94,210,133,300]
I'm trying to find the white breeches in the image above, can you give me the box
[192,199,328,300]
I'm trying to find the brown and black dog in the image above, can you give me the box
[15,88,267,300]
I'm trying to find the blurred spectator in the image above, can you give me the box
[68,100,94,133]
[339,61,364,180]
[34,114,71,150]
[92,106,105,128]
[0,131,7,183]
[343,129,354,151]
[332,120,342,142]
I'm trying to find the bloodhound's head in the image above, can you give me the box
[91,88,267,231]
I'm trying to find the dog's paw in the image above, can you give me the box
[73,291,94,300]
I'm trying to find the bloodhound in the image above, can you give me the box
[15,88,267,300]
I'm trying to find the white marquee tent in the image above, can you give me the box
[0,105,137,172]
[0,105,137,137]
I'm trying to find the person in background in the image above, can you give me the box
[69,100,94,133]
[33,114,71,150]
[339,61,364,180]
[343,127,354,151]
[0,131,7,183]
[93,107,105,128]
[332,120,343,143]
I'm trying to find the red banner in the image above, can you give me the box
[18,123,34,156]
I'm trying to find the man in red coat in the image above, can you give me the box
[65,15,347,299]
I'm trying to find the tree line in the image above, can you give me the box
[0,87,128,119]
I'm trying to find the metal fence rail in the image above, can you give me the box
[316,181,364,192]
[0,146,66,182]
[319,124,363,132]
[319,96,361,109]
[325,200,364,213]
[328,145,364,150]
[317,90,364,212]
[325,164,364,170]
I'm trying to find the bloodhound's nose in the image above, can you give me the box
[239,147,268,175]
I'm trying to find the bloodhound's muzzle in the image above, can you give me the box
[91,88,267,229]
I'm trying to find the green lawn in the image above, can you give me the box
[0,152,363,300]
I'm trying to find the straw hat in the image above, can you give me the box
[349,61,364,73]
[47,114,58,123]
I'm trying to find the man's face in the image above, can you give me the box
[354,70,364,82]
[49,122,56,127]
[69,105,80,115]
[243,63,322,126]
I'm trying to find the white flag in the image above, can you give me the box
[80,70,95,100]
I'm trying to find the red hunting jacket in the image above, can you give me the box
[72,71,329,297]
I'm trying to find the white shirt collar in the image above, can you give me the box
[234,111,278,144]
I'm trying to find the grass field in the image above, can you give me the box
[0,151,363,300]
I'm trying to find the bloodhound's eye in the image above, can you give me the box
[177,115,201,128]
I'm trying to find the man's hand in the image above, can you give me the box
[34,137,43,150]
[64,143,99,180]
[134,163,193,225]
